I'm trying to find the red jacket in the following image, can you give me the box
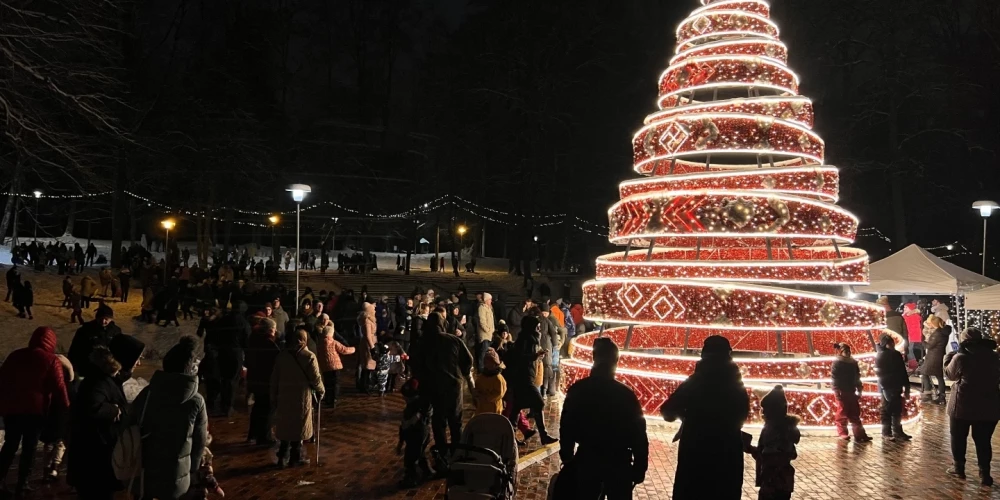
[570,304,585,327]
[0,327,70,417]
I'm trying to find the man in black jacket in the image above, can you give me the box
[559,338,648,499]
[875,334,911,441]
[204,301,250,416]
[66,304,120,377]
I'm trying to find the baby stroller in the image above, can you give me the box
[445,413,518,499]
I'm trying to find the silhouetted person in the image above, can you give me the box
[660,336,749,500]
[558,338,647,499]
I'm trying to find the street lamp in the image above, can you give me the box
[268,215,280,262]
[973,200,999,275]
[286,184,311,314]
[161,219,176,283]
[458,225,467,248]
[32,190,41,241]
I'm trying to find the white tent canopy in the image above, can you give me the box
[965,284,1000,310]
[854,244,998,296]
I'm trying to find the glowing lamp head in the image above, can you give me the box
[946,244,954,251]
[533,235,539,242]
[458,226,467,235]
[287,184,312,203]
[268,215,279,225]
[32,190,42,199]
[973,200,999,218]
[161,219,176,230]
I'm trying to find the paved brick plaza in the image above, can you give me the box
[20,376,1000,499]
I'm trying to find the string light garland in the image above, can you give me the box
[560,0,921,428]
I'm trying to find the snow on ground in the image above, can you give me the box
[0,262,196,364]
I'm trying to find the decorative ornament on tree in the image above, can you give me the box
[562,0,920,428]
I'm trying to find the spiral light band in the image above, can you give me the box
[562,0,921,428]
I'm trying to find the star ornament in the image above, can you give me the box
[819,300,842,327]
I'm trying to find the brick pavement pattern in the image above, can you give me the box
[12,376,1000,499]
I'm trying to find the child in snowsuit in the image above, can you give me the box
[474,347,507,415]
[397,379,433,488]
[386,340,407,393]
[748,385,801,500]
[187,430,225,499]
[831,343,872,442]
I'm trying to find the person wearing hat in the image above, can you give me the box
[875,333,911,441]
[830,343,872,442]
[473,348,507,415]
[127,337,207,499]
[67,303,121,378]
[749,385,800,500]
[557,337,647,499]
[944,327,1000,485]
[661,335,749,500]
[67,336,144,499]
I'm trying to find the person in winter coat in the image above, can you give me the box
[80,274,97,309]
[118,268,132,303]
[270,329,325,467]
[660,336,749,500]
[539,308,563,397]
[0,327,71,496]
[356,302,378,393]
[473,348,506,415]
[409,312,477,469]
[4,265,19,302]
[245,318,281,445]
[41,353,74,481]
[67,304,120,377]
[12,280,33,319]
[570,303,586,335]
[830,343,872,442]
[921,315,949,404]
[558,338,647,499]
[506,299,531,340]
[502,316,558,446]
[204,304,250,416]
[128,337,208,500]
[68,335,145,499]
[748,386,801,500]
[903,301,923,362]
[878,297,907,360]
[476,293,496,372]
[272,297,290,340]
[944,327,1000,485]
[317,325,355,407]
[932,299,951,323]
[875,333,911,441]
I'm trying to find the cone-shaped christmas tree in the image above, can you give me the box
[565,0,920,427]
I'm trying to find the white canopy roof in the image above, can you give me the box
[965,284,1000,310]
[854,244,997,296]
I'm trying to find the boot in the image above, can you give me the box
[981,468,993,487]
[540,433,559,446]
[947,464,966,480]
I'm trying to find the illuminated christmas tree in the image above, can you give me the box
[564,0,920,427]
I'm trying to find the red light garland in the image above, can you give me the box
[564,0,922,429]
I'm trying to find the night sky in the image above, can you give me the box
[2,0,998,272]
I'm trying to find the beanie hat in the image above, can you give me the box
[163,336,198,374]
[761,384,787,418]
[878,333,895,349]
[962,327,984,341]
[96,303,115,319]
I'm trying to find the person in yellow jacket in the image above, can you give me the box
[474,347,507,415]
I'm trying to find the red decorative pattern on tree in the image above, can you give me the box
[563,0,918,428]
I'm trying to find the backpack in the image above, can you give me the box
[112,389,151,493]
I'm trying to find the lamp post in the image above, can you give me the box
[973,200,999,275]
[268,215,280,261]
[161,219,176,283]
[287,184,311,314]
[32,191,41,241]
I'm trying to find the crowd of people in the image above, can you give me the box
[5,246,1000,499]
